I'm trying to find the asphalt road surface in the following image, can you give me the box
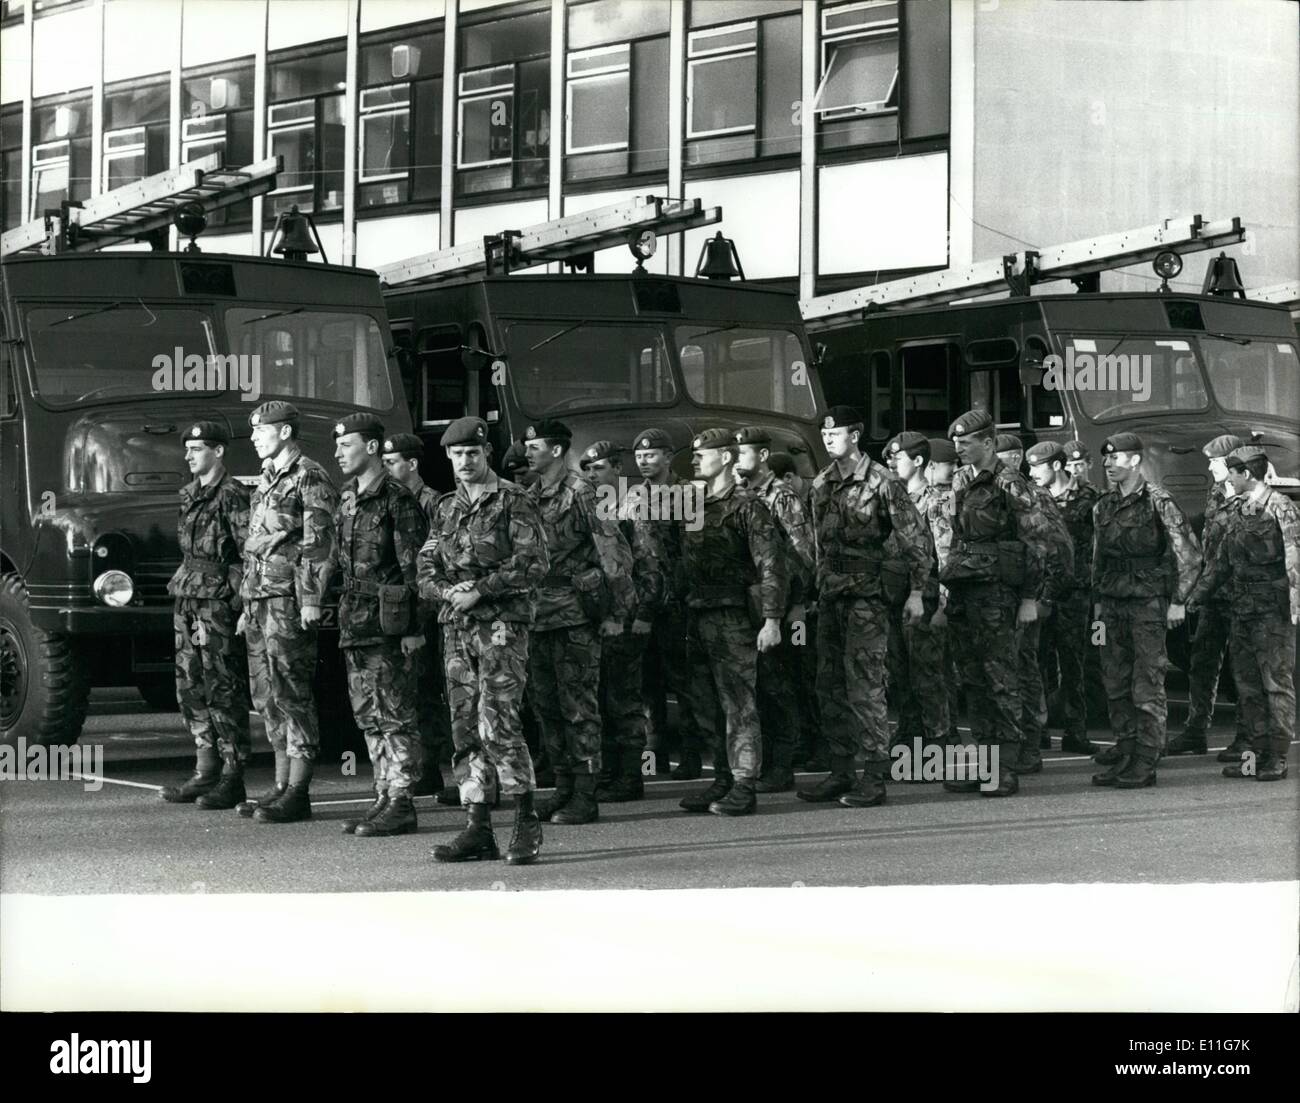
[2,689,1295,895]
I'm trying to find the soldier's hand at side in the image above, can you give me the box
[902,591,924,626]
[235,613,246,636]
[448,587,481,613]
[448,580,475,594]
[757,619,781,653]
[301,605,323,630]
[400,635,425,657]
[631,618,653,636]
[1292,611,1299,627]
[600,618,624,638]
[1166,602,1186,630]
[1016,598,1038,627]
[930,605,947,629]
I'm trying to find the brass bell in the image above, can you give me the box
[1201,252,1246,299]
[272,205,320,262]
[695,232,745,281]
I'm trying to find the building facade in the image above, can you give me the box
[1,0,1296,297]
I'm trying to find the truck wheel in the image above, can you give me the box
[135,672,180,712]
[0,572,91,747]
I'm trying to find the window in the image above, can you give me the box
[686,23,757,141]
[1061,337,1209,424]
[458,64,514,168]
[183,62,255,225]
[968,365,1023,428]
[266,47,346,219]
[816,1,899,149]
[30,96,90,219]
[899,343,956,435]
[103,81,170,191]
[566,46,629,155]
[1,0,25,24]
[1201,337,1299,423]
[1,106,21,231]
[677,325,817,419]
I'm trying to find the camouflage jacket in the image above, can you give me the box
[242,447,339,608]
[1049,481,1099,593]
[418,472,549,626]
[681,480,788,618]
[1190,486,1300,617]
[941,460,1057,601]
[332,472,429,647]
[925,480,955,575]
[529,470,634,632]
[1092,479,1201,603]
[812,454,932,603]
[168,470,250,608]
[638,475,697,600]
[1197,483,1235,608]
[750,469,815,603]
[1028,483,1076,602]
[615,492,666,625]
[409,476,440,526]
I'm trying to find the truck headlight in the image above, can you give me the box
[93,570,134,607]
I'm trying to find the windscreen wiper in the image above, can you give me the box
[688,323,741,340]
[1202,332,1253,346]
[528,321,588,352]
[242,307,305,325]
[47,299,157,329]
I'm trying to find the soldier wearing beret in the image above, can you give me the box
[419,416,549,864]
[1166,434,1251,759]
[331,416,430,837]
[677,427,788,816]
[939,410,1060,796]
[500,440,537,487]
[634,426,715,779]
[995,433,1026,474]
[734,426,816,791]
[798,407,930,807]
[1026,440,1099,756]
[522,420,635,826]
[1090,433,1202,789]
[882,432,948,757]
[161,421,254,808]
[235,401,340,823]
[1189,446,1297,782]
[1062,440,1094,487]
[383,433,453,799]
[579,440,665,801]
[926,438,963,747]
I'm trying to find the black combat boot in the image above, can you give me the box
[161,748,221,803]
[797,755,856,802]
[551,772,599,825]
[1165,728,1207,755]
[680,771,734,813]
[410,765,445,798]
[237,782,286,818]
[1013,742,1044,774]
[537,772,574,820]
[432,803,500,862]
[754,765,795,793]
[1060,733,1099,755]
[505,792,542,865]
[596,744,620,790]
[982,744,1021,797]
[1093,743,1124,766]
[254,782,312,823]
[1039,733,1053,750]
[1217,736,1251,764]
[1257,755,1288,782]
[342,789,389,834]
[195,757,246,810]
[943,744,985,793]
[1221,757,1254,778]
[709,776,756,816]
[436,785,461,806]
[1092,741,1134,786]
[596,748,645,802]
[671,749,703,780]
[355,790,418,836]
[839,767,887,807]
[1114,751,1158,789]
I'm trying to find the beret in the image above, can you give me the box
[333,413,385,440]
[734,426,772,446]
[523,419,572,443]
[248,400,299,427]
[820,405,864,430]
[1063,439,1091,462]
[633,428,673,451]
[183,420,228,446]
[440,416,489,447]
[1226,444,1267,467]
[1025,441,1066,467]
[501,441,529,472]
[692,427,737,451]
[995,433,1024,454]
[579,440,619,468]
[1203,434,1246,459]
[383,432,424,456]
[948,409,994,439]
[1101,432,1144,455]
[927,438,957,464]
[767,451,797,477]
[886,431,929,456]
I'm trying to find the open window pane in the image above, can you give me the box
[32,161,68,217]
[460,94,513,165]
[362,110,410,179]
[271,125,315,190]
[817,36,898,116]
[569,73,629,152]
[688,54,756,137]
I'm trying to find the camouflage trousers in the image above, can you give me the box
[528,622,602,777]
[1097,596,1169,756]
[887,601,948,744]
[1186,601,1246,739]
[599,629,651,754]
[244,595,320,761]
[415,626,452,768]
[944,618,963,743]
[947,583,1021,751]
[1017,618,1047,750]
[689,607,761,781]
[646,600,716,754]
[344,642,423,793]
[443,619,535,804]
[757,628,802,772]
[794,609,822,754]
[1038,590,1090,741]
[817,595,890,765]
[173,597,252,762]
[1229,611,1296,760]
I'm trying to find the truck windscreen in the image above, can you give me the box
[1199,336,1299,421]
[1060,336,1210,423]
[227,308,394,412]
[676,325,817,420]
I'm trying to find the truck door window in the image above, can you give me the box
[1024,336,1065,429]
[1060,336,1208,422]
[898,343,958,436]
[414,325,466,426]
[967,365,1023,427]
[1200,337,1299,421]
[676,325,816,418]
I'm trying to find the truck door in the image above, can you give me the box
[897,341,962,438]
[964,338,1023,431]
[410,321,498,492]
[0,309,23,556]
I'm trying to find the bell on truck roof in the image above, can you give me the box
[695,231,745,281]
[1201,251,1246,299]
[269,205,322,263]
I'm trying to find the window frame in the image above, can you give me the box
[457,67,516,169]
[358,88,412,185]
[814,0,900,122]
[685,21,759,141]
[565,44,631,156]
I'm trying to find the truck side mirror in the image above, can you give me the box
[1019,364,1044,387]
[814,342,827,367]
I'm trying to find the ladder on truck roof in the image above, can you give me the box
[1248,281,1300,318]
[377,195,721,289]
[800,214,1248,326]
[0,153,280,259]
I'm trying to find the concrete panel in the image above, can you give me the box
[268,0,349,50]
[182,0,265,68]
[1,26,29,106]
[361,0,446,33]
[453,198,549,246]
[105,1,182,84]
[679,169,801,280]
[356,210,440,269]
[32,7,96,99]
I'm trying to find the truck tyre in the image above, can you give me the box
[0,572,91,747]
[135,672,180,712]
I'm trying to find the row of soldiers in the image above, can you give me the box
[158,396,1298,867]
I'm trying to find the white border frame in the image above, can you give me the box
[359,106,410,183]
[814,27,899,120]
[457,89,514,169]
[685,50,758,140]
[565,48,630,156]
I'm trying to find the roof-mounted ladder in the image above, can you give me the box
[376,195,721,289]
[1248,281,1300,319]
[0,153,281,259]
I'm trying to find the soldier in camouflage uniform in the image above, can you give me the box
[677,428,787,816]
[1090,432,1202,789]
[734,427,815,792]
[382,432,454,798]
[235,401,339,824]
[161,421,253,809]
[331,415,429,837]
[1167,434,1251,761]
[1027,440,1099,756]
[925,438,962,746]
[940,411,1060,797]
[882,432,946,756]
[578,440,665,802]
[522,420,634,825]
[798,407,930,808]
[1190,445,1297,782]
[419,416,549,864]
